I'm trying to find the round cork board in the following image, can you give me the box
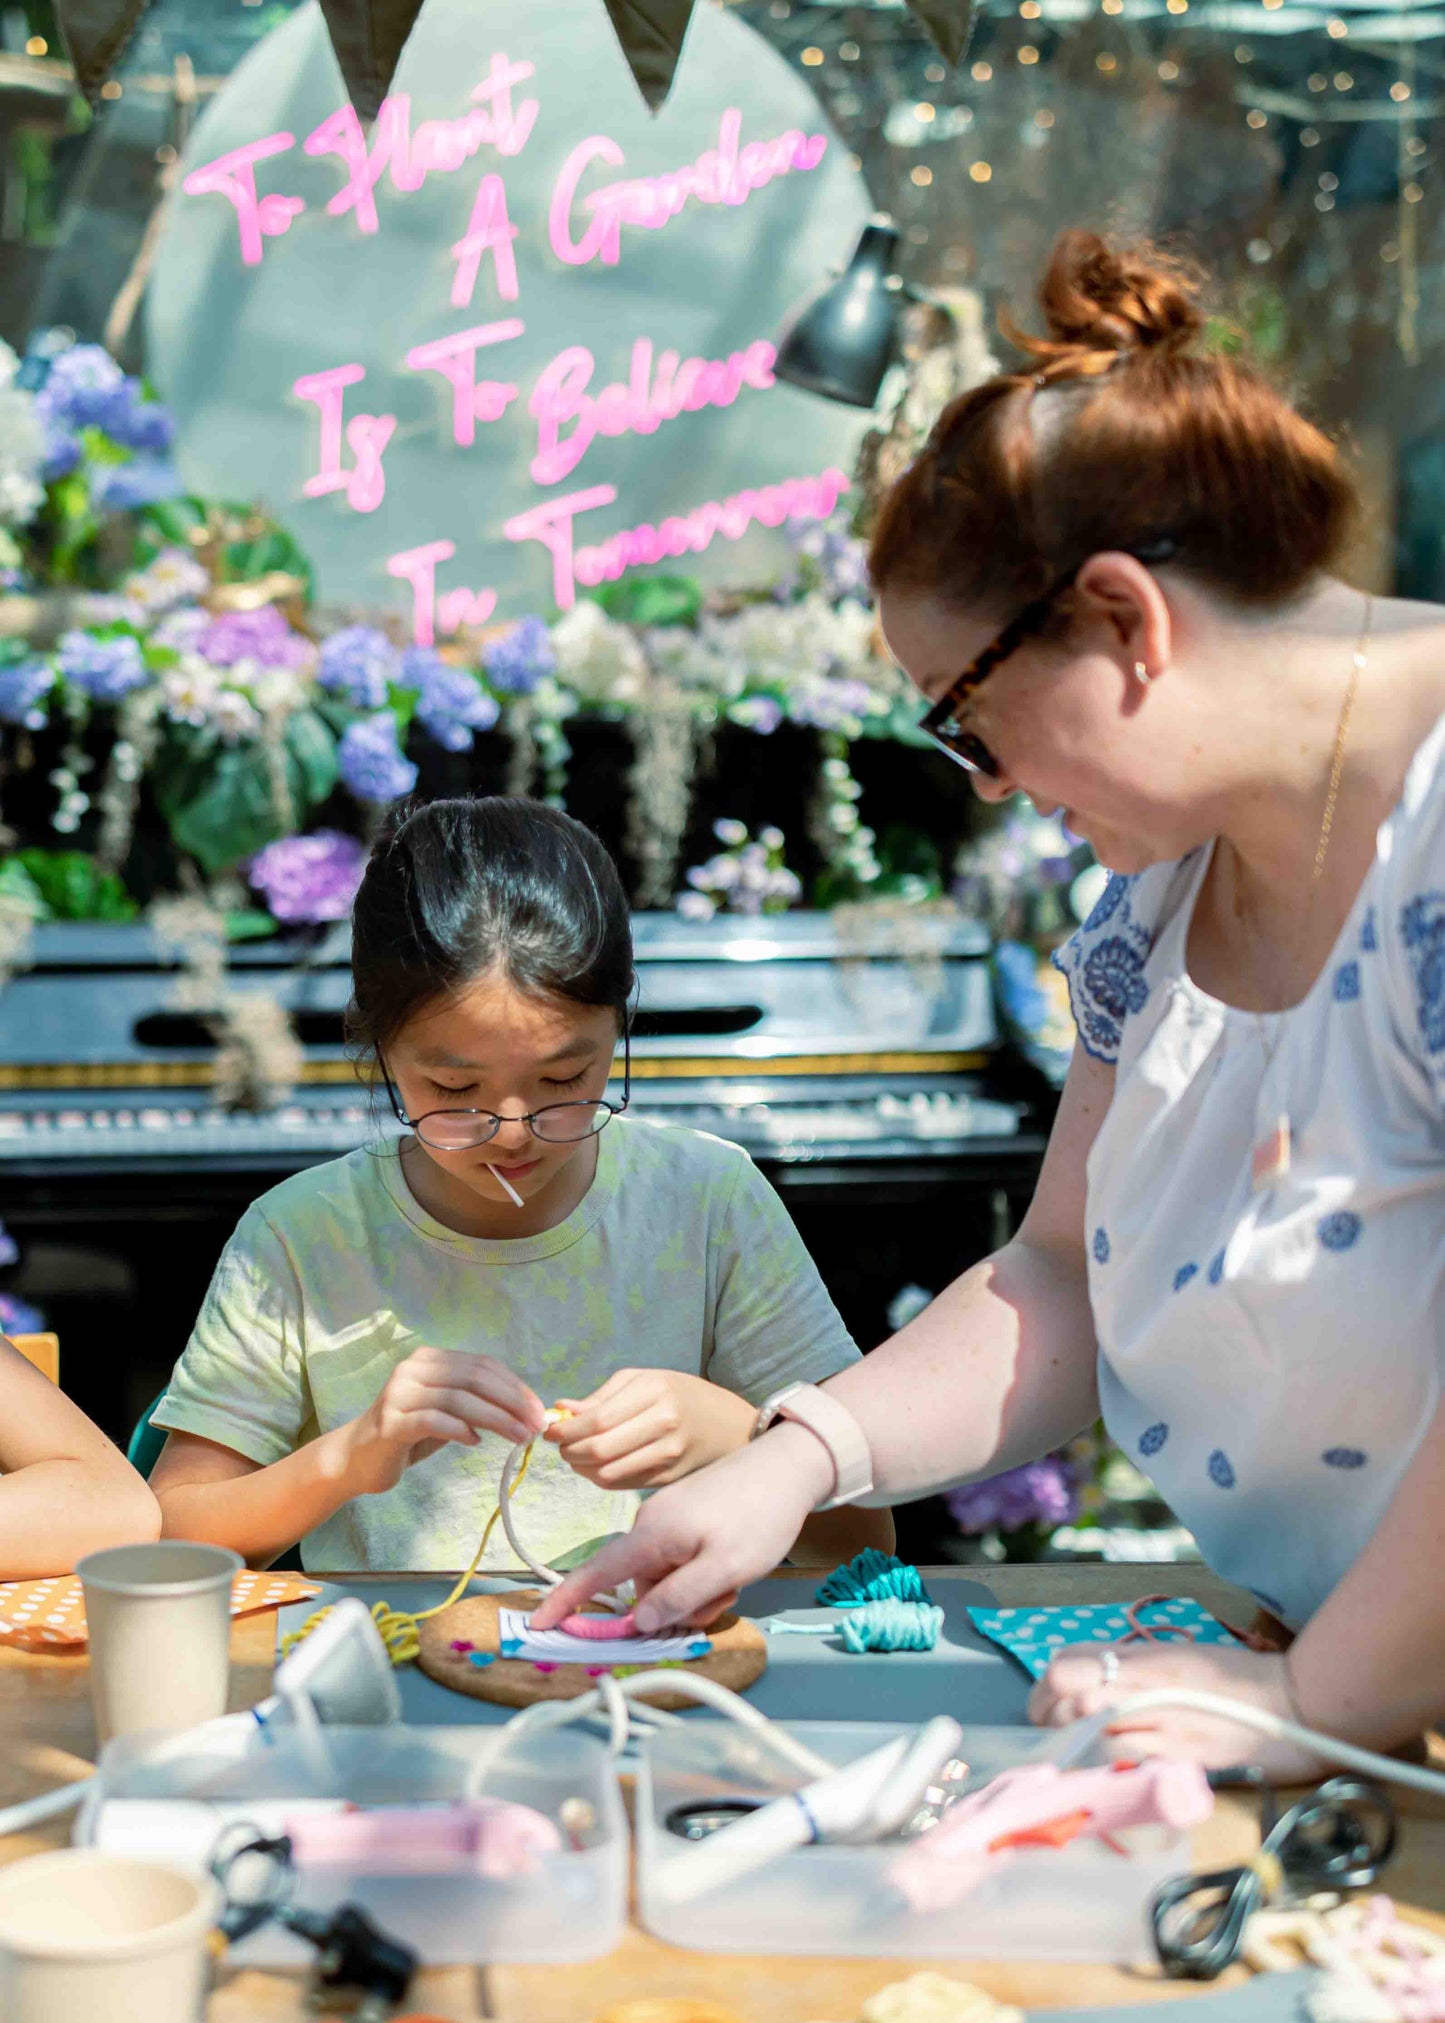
[414,1589,767,1709]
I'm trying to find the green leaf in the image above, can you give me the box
[549,1532,628,1574]
[0,855,50,920]
[15,849,136,921]
[225,909,280,942]
[587,574,701,629]
[283,707,339,812]
[154,741,286,876]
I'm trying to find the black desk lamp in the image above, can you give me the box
[773,214,905,409]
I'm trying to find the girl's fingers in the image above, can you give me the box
[530,1534,657,1628]
[415,1349,546,1432]
[561,1405,672,1471]
[554,1376,651,1445]
[591,1435,684,1487]
[397,1410,479,1449]
[629,1554,741,1634]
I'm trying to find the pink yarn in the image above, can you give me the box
[558,1610,637,1641]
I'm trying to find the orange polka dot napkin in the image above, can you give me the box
[0,1569,321,1650]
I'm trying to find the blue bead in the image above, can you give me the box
[1207,1449,1236,1489]
[467,1651,496,1668]
[1318,1211,1362,1252]
[1322,1446,1368,1469]
[1138,1422,1170,1458]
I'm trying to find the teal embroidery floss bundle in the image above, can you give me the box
[838,1598,945,1654]
[816,1550,933,1609]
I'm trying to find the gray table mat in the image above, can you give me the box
[277,1571,1034,1726]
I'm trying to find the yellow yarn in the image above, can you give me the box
[281,1417,554,1668]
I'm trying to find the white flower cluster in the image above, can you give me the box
[548,600,647,707]
[159,655,264,743]
[678,818,803,920]
[813,748,881,889]
[0,341,46,531]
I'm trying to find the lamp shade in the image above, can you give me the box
[773,216,904,409]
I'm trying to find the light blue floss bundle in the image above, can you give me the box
[838,1597,945,1653]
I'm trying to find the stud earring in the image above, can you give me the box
[1133,662,1151,686]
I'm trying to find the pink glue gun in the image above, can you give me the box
[280,1800,563,1879]
[890,1758,1213,1913]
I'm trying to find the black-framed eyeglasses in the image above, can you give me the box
[380,1020,631,1152]
[919,538,1179,779]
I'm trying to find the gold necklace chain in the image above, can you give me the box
[1244,592,1373,1191]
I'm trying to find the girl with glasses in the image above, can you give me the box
[149,796,890,1575]
[540,230,1445,1778]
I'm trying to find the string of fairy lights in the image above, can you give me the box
[744,0,1439,363]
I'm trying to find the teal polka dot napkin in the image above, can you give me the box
[967,1597,1241,1680]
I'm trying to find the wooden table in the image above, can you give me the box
[3,1565,1442,2021]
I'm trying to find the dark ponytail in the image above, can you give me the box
[348,796,634,1064]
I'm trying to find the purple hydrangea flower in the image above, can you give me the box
[248,830,368,924]
[945,1457,1079,1536]
[317,625,401,708]
[729,696,784,735]
[0,1291,44,1334]
[338,711,417,803]
[483,616,555,695]
[92,458,181,512]
[403,647,500,751]
[0,1220,18,1269]
[789,678,875,732]
[0,658,55,728]
[93,380,175,456]
[41,425,81,482]
[197,605,312,672]
[34,344,124,431]
[55,630,148,702]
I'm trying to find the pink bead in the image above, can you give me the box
[558,1610,637,1641]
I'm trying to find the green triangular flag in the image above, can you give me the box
[603,0,697,112]
[903,0,976,67]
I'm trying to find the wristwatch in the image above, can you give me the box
[750,1382,874,1510]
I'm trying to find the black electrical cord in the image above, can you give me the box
[1150,1773,1397,1981]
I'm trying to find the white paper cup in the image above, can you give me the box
[0,1850,219,2023]
[76,1541,241,1745]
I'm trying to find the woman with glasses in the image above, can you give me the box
[539,230,1445,1775]
[149,796,891,1575]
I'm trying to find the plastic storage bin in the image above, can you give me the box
[636,1720,1193,1963]
[78,1722,626,1966]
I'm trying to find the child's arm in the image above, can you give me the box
[152,1345,545,1565]
[0,1337,159,1574]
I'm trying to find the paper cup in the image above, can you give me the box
[76,1542,241,1745]
[0,1850,218,2023]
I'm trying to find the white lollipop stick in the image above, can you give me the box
[489,1166,524,1207]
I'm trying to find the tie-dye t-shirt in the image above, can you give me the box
[154,1116,859,1572]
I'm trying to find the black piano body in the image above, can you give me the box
[0,913,1054,1533]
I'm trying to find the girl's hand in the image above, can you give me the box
[1030,1635,1330,1781]
[546,1369,757,1490]
[346,1346,545,1495]
[531,1420,836,1631]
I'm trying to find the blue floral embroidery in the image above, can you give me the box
[1172,1263,1198,1292]
[1318,1211,1362,1252]
[1400,893,1445,1055]
[1207,1248,1226,1285]
[1138,1422,1169,1458]
[1207,1449,1236,1489]
[1332,961,1360,1003]
[1092,1227,1111,1265]
[1322,1446,1368,1469]
[1083,874,1128,932]
[1361,908,1377,954]
[1051,874,1152,1064]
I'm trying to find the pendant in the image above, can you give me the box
[1251,1114,1292,1192]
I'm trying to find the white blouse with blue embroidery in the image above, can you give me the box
[1052,711,1445,1630]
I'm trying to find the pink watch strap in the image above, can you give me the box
[754,1383,874,1509]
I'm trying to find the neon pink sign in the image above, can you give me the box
[181,134,305,266]
[529,337,776,485]
[549,109,826,268]
[293,366,396,514]
[504,467,849,610]
[451,172,520,307]
[388,539,499,647]
[406,320,525,446]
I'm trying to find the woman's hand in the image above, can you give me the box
[1030,1636,1330,1781]
[345,1346,545,1495]
[530,1420,836,1631]
[546,1369,757,1490]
